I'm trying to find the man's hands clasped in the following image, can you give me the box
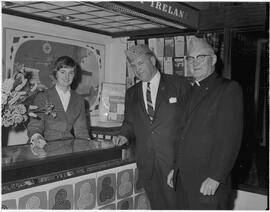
[167,169,220,196]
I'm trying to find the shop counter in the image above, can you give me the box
[2,138,151,209]
[2,138,134,194]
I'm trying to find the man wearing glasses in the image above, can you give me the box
[167,36,243,209]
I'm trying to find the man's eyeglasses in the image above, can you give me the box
[186,55,212,64]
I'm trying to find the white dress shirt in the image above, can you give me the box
[142,71,160,111]
[55,84,71,112]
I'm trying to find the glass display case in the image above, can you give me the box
[2,138,134,194]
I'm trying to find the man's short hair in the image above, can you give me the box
[188,36,214,55]
[125,44,154,63]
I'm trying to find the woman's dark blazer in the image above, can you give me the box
[27,86,89,141]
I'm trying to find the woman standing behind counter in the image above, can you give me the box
[27,56,90,147]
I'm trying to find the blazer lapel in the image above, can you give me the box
[66,90,75,113]
[137,82,150,121]
[185,75,222,123]
[49,87,65,112]
[187,87,209,116]
[155,75,166,113]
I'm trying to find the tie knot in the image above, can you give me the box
[147,82,150,88]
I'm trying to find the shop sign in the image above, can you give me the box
[121,1,199,29]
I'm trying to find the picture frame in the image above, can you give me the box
[99,82,126,123]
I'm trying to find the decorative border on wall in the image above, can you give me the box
[3,27,105,115]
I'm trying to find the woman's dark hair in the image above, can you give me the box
[52,56,77,79]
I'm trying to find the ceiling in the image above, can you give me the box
[2,1,267,38]
[2,1,187,37]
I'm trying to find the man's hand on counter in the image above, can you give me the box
[112,135,128,146]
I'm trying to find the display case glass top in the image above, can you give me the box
[2,138,116,169]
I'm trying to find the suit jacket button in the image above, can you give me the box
[151,131,154,134]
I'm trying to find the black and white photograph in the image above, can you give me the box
[1,1,268,210]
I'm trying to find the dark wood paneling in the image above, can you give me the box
[199,3,267,30]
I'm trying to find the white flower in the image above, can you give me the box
[8,91,26,105]
[2,66,57,127]
[2,78,15,94]
[23,114,28,121]
[30,83,38,92]
[2,118,10,127]
[28,112,38,118]
[3,115,14,127]
[2,93,8,105]
[29,105,38,110]
[15,78,27,91]
[14,113,23,124]
[11,108,24,125]
[17,104,27,114]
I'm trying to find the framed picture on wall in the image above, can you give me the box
[99,83,126,123]
[3,28,105,119]
[173,57,185,76]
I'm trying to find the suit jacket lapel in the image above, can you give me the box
[137,82,150,122]
[137,75,167,123]
[187,87,209,116]
[185,75,222,126]
[155,75,166,113]
[180,87,210,138]
[49,87,65,112]
[66,90,77,114]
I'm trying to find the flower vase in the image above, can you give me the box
[1,125,28,147]
[2,126,9,147]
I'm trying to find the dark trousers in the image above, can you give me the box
[176,175,231,210]
[143,165,176,209]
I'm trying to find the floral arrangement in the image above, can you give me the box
[2,64,56,127]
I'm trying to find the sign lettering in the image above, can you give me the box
[121,2,199,29]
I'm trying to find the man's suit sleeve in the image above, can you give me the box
[119,89,135,142]
[208,81,243,183]
[173,76,191,168]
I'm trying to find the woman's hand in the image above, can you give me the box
[30,134,47,149]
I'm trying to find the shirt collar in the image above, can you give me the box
[144,71,160,86]
[55,84,71,95]
[194,72,218,88]
[201,72,217,87]
[191,80,200,87]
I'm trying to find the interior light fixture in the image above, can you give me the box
[2,1,16,8]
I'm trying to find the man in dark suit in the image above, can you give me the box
[167,36,243,209]
[113,44,189,209]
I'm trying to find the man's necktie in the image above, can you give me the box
[146,82,154,120]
